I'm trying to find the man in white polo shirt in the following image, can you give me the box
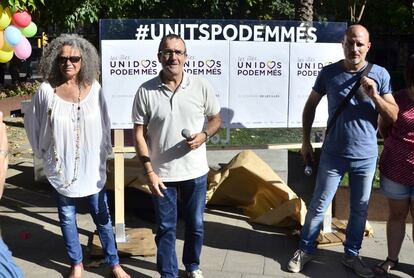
[132,34,221,278]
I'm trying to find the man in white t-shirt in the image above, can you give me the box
[132,34,221,278]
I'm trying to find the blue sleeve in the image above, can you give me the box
[312,67,326,96]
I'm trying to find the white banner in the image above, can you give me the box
[100,20,347,129]
[229,42,289,128]
[184,40,230,126]
[288,43,344,127]
[101,40,160,129]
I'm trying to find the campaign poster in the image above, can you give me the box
[229,41,289,128]
[184,40,230,127]
[101,40,160,129]
[288,43,343,127]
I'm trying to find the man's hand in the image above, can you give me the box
[360,76,378,99]
[300,140,314,164]
[186,132,208,150]
[147,172,167,197]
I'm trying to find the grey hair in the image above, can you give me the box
[39,33,100,86]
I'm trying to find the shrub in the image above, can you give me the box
[0,81,40,99]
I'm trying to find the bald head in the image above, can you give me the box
[342,24,371,71]
[345,24,370,42]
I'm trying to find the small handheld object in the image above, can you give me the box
[304,157,313,176]
[181,129,192,141]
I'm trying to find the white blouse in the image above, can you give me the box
[24,81,112,197]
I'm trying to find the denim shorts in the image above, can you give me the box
[380,175,414,200]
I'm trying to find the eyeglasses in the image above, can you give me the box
[58,56,82,64]
[159,49,186,58]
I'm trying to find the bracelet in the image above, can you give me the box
[202,131,210,142]
[0,150,8,157]
[145,170,154,175]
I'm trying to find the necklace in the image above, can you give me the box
[48,85,82,188]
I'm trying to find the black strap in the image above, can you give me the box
[325,62,373,136]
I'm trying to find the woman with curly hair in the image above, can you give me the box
[24,34,130,278]
[375,54,414,275]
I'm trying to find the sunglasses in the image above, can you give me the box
[58,56,82,64]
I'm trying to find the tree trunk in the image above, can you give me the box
[295,0,314,22]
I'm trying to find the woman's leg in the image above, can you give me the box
[386,198,409,261]
[55,191,83,265]
[87,189,119,267]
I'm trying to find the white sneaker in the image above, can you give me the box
[186,269,204,278]
[287,249,313,273]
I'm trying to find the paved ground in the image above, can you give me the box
[1,152,414,277]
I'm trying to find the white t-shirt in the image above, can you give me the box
[132,72,221,182]
[24,81,112,197]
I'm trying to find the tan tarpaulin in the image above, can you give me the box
[206,150,307,227]
[107,149,307,227]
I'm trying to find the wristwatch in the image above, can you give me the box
[202,131,210,142]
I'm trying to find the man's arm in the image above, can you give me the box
[301,90,323,162]
[186,113,222,150]
[361,76,399,125]
[133,123,166,197]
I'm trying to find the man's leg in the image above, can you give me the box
[341,156,376,278]
[345,156,377,256]
[299,152,345,253]
[288,152,345,273]
[152,185,178,278]
[180,174,207,273]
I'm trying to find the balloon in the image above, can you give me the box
[13,35,31,59]
[4,25,21,46]
[0,48,13,63]
[12,10,31,28]
[2,40,13,52]
[0,7,11,30]
[0,30,4,49]
[20,22,37,37]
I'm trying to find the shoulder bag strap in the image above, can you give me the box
[325,62,373,136]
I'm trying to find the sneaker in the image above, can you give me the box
[341,255,374,278]
[287,249,313,273]
[186,269,204,278]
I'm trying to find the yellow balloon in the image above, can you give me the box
[0,8,11,30]
[0,48,13,63]
[0,30,4,49]
[2,40,12,52]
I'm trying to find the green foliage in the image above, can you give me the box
[0,81,40,99]
[39,0,295,32]
[1,0,44,12]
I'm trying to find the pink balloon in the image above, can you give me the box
[13,36,31,59]
[12,10,31,28]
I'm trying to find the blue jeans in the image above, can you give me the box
[299,152,377,256]
[152,174,207,278]
[55,188,120,267]
[0,238,23,278]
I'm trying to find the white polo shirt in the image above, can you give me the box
[132,72,221,182]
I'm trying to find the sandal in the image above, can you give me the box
[373,257,398,275]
